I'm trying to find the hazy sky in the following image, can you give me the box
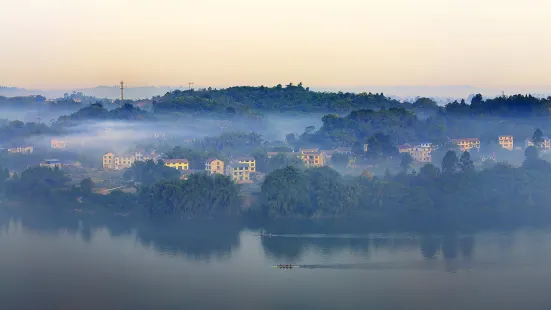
[1,0,551,90]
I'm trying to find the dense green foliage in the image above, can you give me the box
[446,94,551,118]
[295,108,447,150]
[123,160,180,186]
[256,150,551,227]
[140,173,240,216]
[57,103,151,123]
[153,84,403,114]
[0,120,56,144]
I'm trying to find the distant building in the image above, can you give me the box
[51,139,67,149]
[115,155,135,169]
[236,156,256,172]
[363,144,369,153]
[226,162,252,183]
[409,146,432,163]
[525,137,551,150]
[8,146,33,154]
[498,136,514,151]
[180,169,201,180]
[300,150,325,168]
[103,152,116,170]
[205,158,224,175]
[40,159,62,169]
[164,159,189,171]
[397,143,432,163]
[103,152,135,170]
[451,138,480,152]
[299,148,319,153]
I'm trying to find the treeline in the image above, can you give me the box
[253,148,551,228]
[152,84,403,114]
[0,162,240,218]
[294,108,447,151]
[57,103,152,123]
[446,94,551,118]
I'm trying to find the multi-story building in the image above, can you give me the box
[103,152,136,170]
[498,136,514,151]
[236,156,256,172]
[164,159,189,171]
[51,139,67,149]
[409,146,432,163]
[115,155,135,169]
[103,152,116,170]
[8,146,33,154]
[226,162,251,183]
[300,150,325,168]
[451,138,480,152]
[525,137,551,150]
[40,159,62,169]
[205,158,224,175]
[397,144,432,163]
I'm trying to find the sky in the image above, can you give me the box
[1,0,551,91]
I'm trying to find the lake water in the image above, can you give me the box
[2,210,551,310]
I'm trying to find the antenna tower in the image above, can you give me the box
[188,82,194,90]
[120,81,124,103]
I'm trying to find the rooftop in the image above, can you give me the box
[236,156,255,161]
[164,159,189,164]
[451,138,479,142]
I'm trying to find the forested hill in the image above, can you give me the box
[152,83,406,114]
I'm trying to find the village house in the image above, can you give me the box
[236,156,256,172]
[397,143,432,163]
[40,159,62,169]
[8,146,33,154]
[205,158,224,175]
[102,152,135,170]
[525,137,551,151]
[498,136,514,151]
[451,138,480,152]
[164,159,189,171]
[51,139,68,149]
[226,162,252,183]
[300,150,325,168]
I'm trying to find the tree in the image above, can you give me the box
[524,146,539,162]
[419,163,439,180]
[459,151,474,173]
[400,152,414,173]
[532,128,544,149]
[441,151,458,174]
[80,178,95,195]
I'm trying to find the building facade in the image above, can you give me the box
[301,151,325,168]
[451,138,480,152]
[8,146,33,154]
[40,159,62,169]
[498,136,514,151]
[164,159,189,170]
[236,156,256,172]
[51,139,68,149]
[226,162,251,183]
[525,137,551,150]
[205,158,224,175]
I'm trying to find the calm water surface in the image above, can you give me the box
[1,210,551,310]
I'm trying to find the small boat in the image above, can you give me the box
[272,264,300,269]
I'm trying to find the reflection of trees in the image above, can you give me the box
[0,209,242,261]
[420,235,476,261]
[135,219,241,261]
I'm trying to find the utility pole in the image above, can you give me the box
[188,82,194,90]
[120,81,124,103]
